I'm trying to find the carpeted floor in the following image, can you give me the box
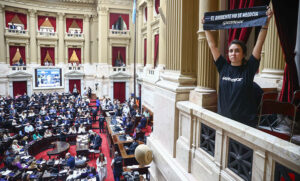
[34,99,114,181]
[2,99,153,181]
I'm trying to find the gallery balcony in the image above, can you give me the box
[109,29,130,39]
[5,28,29,38]
[65,32,84,41]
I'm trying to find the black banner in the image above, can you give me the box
[204,6,268,30]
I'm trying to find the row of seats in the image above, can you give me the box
[257,90,300,145]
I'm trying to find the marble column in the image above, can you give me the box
[83,14,90,64]
[146,0,153,67]
[29,9,37,64]
[98,6,108,64]
[0,5,5,63]
[261,15,285,79]
[157,0,166,69]
[90,15,98,64]
[189,0,218,110]
[58,13,65,64]
[137,8,143,65]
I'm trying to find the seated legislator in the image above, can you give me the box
[33,131,42,140]
[11,140,23,154]
[24,123,34,134]
[90,132,102,150]
[78,124,86,134]
[68,126,77,134]
[44,129,53,138]
[137,115,147,129]
[66,153,75,169]
[125,139,139,155]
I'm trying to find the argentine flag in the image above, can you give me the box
[132,0,137,24]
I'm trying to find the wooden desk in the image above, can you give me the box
[47,141,70,159]
[76,142,89,156]
[117,141,144,166]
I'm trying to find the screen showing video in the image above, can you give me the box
[35,68,62,88]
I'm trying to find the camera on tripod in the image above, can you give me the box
[122,171,140,181]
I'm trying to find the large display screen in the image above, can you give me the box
[35,68,62,88]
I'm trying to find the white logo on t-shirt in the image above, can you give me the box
[222,76,243,82]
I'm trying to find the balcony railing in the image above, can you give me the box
[174,101,300,181]
[109,29,130,36]
[67,64,84,71]
[65,32,84,38]
[5,28,28,35]
[10,66,27,71]
[37,31,57,37]
[111,66,127,73]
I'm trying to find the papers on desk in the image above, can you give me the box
[59,169,68,174]
[21,155,31,159]
[1,170,11,176]
[26,171,33,174]
[126,136,133,141]
[54,160,59,165]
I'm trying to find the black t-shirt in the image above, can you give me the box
[214,55,259,124]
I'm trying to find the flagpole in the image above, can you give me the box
[133,0,137,104]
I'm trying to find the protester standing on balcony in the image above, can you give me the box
[203,8,273,127]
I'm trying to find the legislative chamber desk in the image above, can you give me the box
[47,141,70,159]
[106,118,144,166]
[26,135,77,156]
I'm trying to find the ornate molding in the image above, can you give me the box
[28,9,37,17]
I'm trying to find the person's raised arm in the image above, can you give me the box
[202,18,221,61]
[252,8,273,60]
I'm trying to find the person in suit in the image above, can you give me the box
[99,115,105,133]
[137,115,147,129]
[111,152,123,181]
[125,139,139,155]
[66,153,75,169]
[90,132,102,150]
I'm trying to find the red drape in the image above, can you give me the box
[109,13,129,29]
[38,16,56,31]
[68,48,81,64]
[273,0,299,102]
[66,18,83,33]
[13,81,27,97]
[155,0,160,14]
[9,46,26,65]
[112,47,126,66]
[145,7,148,21]
[144,39,147,66]
[228,0,256,47]
[154,34,159,68]
[69,79,81,94]
[5,11,27,29]
[41,47,55,66]
[114,82,126,103]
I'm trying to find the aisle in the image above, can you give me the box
[34,99,115,181]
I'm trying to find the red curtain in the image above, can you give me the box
[144,39,147,66]
[112,47,126,66]
[9,46,26,65]
[5,11,27,29]
[109,13,129,29]
[69,79,81,94]
[13,81,27,97]
[114,82,126,103]
[155,0,160,14]
[41,47,55,66]
[228,0,256,47]
[37,16,56,31]
[154,34,159,68]
[66,18,83,32]
[145,7,148,21]
[273,0,299,102]
[68,48,81,64]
